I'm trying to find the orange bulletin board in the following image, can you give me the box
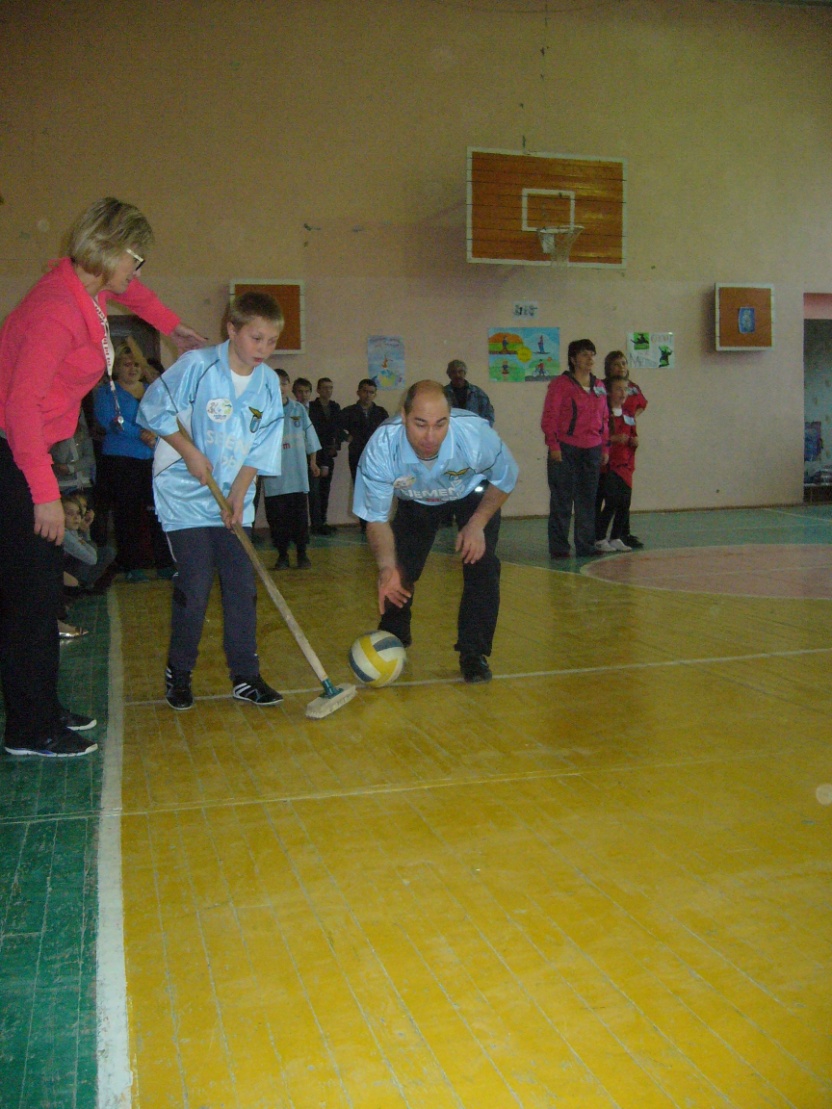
[467,148,626,268]
[229,280,305,353]
[715,284,774,351]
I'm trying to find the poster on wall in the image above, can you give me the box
[488,327,560,382]
[626,331,675,369]
[367,335,405,390]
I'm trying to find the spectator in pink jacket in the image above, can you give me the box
[540,339,609,558]
[0,197,206,758]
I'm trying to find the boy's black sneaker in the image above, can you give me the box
[165,665,194,711]
[624,534,644,549]
[232,674,283,706]
[460,654,492,684]
[5,728,98,758]
[273,555,290,571]
[59,708,97,731]
[296,554,312,570]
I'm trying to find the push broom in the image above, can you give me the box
[126,340,355,719]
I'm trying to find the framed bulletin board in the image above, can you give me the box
[715,284,774,351]
[229,279,305,353]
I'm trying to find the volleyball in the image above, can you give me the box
[348,631,406,687]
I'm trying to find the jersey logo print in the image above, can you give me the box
[443,467,471,479]
[248,406,263,433]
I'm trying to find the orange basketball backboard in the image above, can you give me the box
[229,280,305,352]
[467,148,626,268]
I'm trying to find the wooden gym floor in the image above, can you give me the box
[2,507,832,1108]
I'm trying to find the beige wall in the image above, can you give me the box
[2,0,831,520]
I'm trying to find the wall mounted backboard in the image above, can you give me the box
[467,148,626,268]
[229,280,305,353]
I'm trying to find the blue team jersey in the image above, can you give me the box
[137,342,284,531]
[354,409,518,523]
[261,399,321,496]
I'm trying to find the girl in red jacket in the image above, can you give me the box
[540,339,609,558]
[595,377,639,552]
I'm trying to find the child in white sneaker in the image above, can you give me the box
[595,377,638,553]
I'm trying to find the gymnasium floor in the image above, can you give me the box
[2,506,831,1109]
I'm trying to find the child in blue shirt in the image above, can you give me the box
[138,292,285,711]
[262,369,320,570]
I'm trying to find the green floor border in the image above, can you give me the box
[0,593,108,1109]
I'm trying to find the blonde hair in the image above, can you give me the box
[228,291,284,330]
[66,197,153,282]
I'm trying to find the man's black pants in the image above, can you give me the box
[379,487,501,657]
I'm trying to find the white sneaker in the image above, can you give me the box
[595,539,616,552]
[609,538,632,552]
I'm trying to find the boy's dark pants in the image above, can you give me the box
[167,526,260,678]
[378,486,501,657]
[264,492,309,556]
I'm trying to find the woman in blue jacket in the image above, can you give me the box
[93,343,173,581]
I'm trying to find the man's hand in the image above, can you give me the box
[34,500,65,544]
[309,457,321,478]
[456,520,486,565]
[548,447,562,463]
[378,566,412,613]
[170,323,208,353]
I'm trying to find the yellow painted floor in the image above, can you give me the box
[115,524,832,1108]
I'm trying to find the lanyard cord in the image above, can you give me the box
[91,297,123,426]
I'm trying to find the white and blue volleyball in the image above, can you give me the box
[348,631,406,687]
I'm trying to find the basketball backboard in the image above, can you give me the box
[467,148,626,268]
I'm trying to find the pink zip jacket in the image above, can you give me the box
[0,258,179,503]
[541,372,609,452]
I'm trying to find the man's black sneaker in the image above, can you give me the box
[232,674,283,706]
[59,708,97,731]
[165,665,194,711]
[5,727,98,758]
[624,534,644,549]
[273,555,290,571]
[296,554,312,570]
[460,654,492,684]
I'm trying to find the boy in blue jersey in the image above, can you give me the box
[262,369,320,570]
[354,380,518,684]
[138,292,286,710]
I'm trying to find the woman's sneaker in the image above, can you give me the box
[595,539,616,553]
[165,666,194,711]
[5,728,98,758]
[231,674,283,705]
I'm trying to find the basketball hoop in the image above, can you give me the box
[537,224,584,266]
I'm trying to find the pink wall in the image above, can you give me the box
[804,295,832,320]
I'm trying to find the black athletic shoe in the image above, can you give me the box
[273,555,290,571]
[231,674,283,706]
[296,554,312,570]
[5,727,98,758]
[165,665,194,711]
[59,708,97,731]
[460,654,492,684]
[624,534,644,549]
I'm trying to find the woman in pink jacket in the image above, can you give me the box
[0,197,205,757]
[540,338,609,558]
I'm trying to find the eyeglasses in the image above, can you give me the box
[126,248,145,271]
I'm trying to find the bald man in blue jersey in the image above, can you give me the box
[353,380,518,684]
